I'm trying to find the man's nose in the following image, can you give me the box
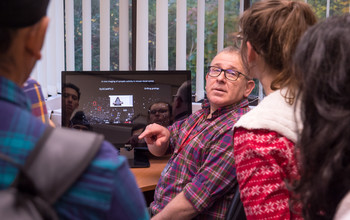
[217,71,226,81]
[67,96,73,102]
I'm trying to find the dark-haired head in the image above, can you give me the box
[293,14,350,220]
[63,83,81,100]
[239,0,317,103]
[0,0,50,54]
[71,111,91,131]
[148,101,172,127]
[0,0,50,86]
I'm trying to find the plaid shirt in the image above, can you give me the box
[150,98,250,219]
[0,76,149,220]
[23,78,49,124]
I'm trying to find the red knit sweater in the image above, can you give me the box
[234,127,302,220]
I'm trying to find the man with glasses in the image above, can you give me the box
[139,46,255,219]
[148,101,172,127]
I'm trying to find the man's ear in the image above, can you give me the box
[205,73,209,91]
[246,41,257,63]
[243,80,255,98]
[25,16,49,60]
[175,97,183,108]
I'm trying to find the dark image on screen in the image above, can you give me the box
[62,71,191,167]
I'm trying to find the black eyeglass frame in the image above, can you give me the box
[207,66,251,81]
[148,109,169,115]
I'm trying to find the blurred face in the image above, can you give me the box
[72,124,89,131]
[149,103,171,127]
[206,51,252,113]
[63,87,79,116]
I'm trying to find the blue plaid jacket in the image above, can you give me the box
[0,76,149,220]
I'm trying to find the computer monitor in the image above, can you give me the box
[61,70,192,167]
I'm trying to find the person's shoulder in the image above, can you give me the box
[98,140,121,162]
[234,127,290,140]
[90,140,127,171]
[23,78,40,87]
[234,127,294,154]
[56,139,130,213]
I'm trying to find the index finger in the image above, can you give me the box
[138,124,154,139]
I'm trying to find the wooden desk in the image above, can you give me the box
[131,155,170,192]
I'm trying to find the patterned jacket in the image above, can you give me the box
[233,88,303,220]
[0,76,149,220]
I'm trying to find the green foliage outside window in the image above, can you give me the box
[71,0,349,96]
[308,0,349,19]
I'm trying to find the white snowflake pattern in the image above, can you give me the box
[264,201,276,213]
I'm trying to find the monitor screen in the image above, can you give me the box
[61,70,192,151]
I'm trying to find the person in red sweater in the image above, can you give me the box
[232,0,317,219]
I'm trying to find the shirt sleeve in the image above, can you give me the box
[233,127,301,220]
[22,78,49,124]
[182,129,236,212]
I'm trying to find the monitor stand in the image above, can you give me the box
[119,148,150,168]
[128,151,150,168]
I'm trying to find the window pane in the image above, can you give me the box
[308,0,327,19]
[91,0,100,71]
[330,0,350,17]
[74,0,83,71]
[187,1,198,92]
[224,0,240,48]
[169,0,176,71]
[149,0,156,70]
[204,0,218,69]
[110,0,119,70]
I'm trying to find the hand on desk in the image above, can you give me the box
[138,123,170,157]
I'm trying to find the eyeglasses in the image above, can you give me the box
[149,109,169,115]
[207,66,251,81]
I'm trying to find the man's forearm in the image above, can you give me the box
[152,192,197,220]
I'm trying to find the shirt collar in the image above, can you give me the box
[0,76,32,111]
[201,98,249,119]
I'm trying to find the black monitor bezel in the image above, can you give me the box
[61,69,192,139]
